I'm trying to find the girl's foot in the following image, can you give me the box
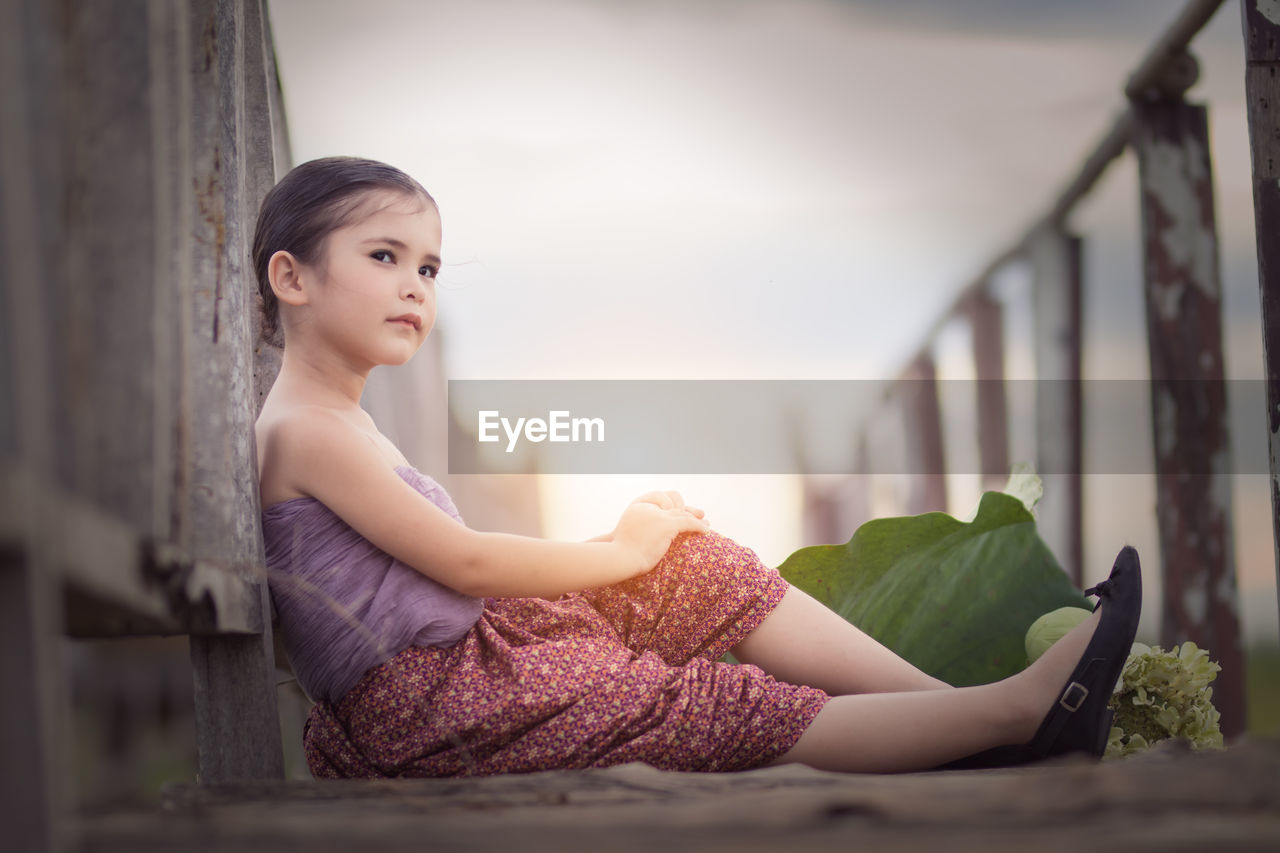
[1022,546,1142,758]
[937,547,1142,769]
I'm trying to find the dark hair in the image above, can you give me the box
[251,156,436,341]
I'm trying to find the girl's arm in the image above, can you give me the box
[265,410,708,599]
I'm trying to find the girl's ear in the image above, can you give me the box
[268,250,309,308]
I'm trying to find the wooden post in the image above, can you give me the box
[788,409,838,545]
[184,0,284,782]
[1,0,98,846]
[1028,228,1084,586]
[246,0,289,408]
[0,544,64,853]
[1,0,69,845]
[845,434,873,534]
[56,0,171,539]
[901,353,947,514]
[1130,93,1244,738]
[966,290,1010,491]
[1241,0,1280,700]
[801,478,843,546]
[792,403,874,544]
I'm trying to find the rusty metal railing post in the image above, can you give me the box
[1130,64,1245,736]
[1241,0,1280,715]
[901,353,948,514]
[1029,229,1084,587]
[966,290,1011,493]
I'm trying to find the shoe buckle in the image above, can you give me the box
[1059,682,1089,712]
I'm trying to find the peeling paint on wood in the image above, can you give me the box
[1260,0,1280,27]
[1132,95,1244,738]
[1141,136,1219,319]
[1241,2,1280,732]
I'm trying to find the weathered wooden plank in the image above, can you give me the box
[966,290,1009,491]
[77,742,1280,853]
[242,13,307,754]
[1130,95,1244,738]
[6,466,162,631]
[900,353,947,514]
[1,0,68,848]
[0,546,66,853]
[241,0,279,213]
[149,0,195,548]
[261,2,294,178]
[4,0,64,487]
[1,0,268,647]
[169,557,269,636]
[1241,0,1280,712]
[184,0,283,782]
[1028,228,1083,587]
[66,548,268,638]
[244,0,285,404]
[58,0,162,536]
[0,468,266,637]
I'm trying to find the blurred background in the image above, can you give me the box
[66,0,1279,805]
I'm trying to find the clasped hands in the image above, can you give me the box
[608,490,710,573]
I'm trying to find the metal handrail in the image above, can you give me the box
[897,0,1226,376]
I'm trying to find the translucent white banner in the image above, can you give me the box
[446,380,1269,475]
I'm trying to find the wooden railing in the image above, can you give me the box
[1,2,291,851]
[811,0,1279,742]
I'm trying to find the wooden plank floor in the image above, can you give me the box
[76,738,1280,853]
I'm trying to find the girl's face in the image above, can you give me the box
[301,190,442,369]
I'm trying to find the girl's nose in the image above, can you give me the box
[403,273,428,302]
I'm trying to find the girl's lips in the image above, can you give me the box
[389,315,421,329]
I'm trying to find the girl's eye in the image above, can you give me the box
[419,265,438,279]
[371,250,394,263]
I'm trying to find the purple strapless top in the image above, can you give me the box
[261,465,483,704]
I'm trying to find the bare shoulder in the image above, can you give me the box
[257,402,479,588]
[256,404,370,506]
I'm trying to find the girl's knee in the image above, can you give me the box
[662,529,762,569]
[654,530,778,596]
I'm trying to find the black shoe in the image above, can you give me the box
[1028,545,1142,759]
[935,546,1142,770]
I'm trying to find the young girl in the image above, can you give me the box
[252,156,1142,778]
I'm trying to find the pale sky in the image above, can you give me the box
[267,0,1276,644]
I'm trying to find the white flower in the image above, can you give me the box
[1104,641,1224,759]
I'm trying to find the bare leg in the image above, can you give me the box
[731,586,950,695]
[770,606,1103,772]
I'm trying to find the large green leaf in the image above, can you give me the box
[777,491,1089,687]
